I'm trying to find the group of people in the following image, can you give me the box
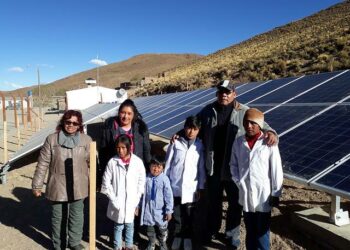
[32,79,284,250]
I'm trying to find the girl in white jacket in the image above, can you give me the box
[102,134,146,250]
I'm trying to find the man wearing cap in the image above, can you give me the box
[197,80,277,248]
[230,108,283,250]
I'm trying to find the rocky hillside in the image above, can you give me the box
[137,1,350,95]
[7,53,202,103]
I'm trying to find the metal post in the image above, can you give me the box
[330,195,349,226]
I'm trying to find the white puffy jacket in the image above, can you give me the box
[102,154,146,223]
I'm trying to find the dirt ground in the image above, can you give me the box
[0,110,349,250]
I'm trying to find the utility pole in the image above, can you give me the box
[96,55,100,86]
[37,67,42,127]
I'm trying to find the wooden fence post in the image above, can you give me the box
[89,141,97,250]
[0,92,8,163]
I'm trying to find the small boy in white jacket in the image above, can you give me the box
[164,115,205,250]
[230,108,283,250]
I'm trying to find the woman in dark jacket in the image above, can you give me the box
[99,99,151,246]
[99,99,151,173]
[32,110,92,250]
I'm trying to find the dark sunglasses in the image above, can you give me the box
[64,120,80,126]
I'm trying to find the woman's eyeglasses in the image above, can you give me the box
[64,120,80,126]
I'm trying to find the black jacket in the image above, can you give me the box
[99,116,151,172]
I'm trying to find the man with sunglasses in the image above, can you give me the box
[198,80,278,248]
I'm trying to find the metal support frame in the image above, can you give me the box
[0,162,10,184]
[330,195,349,226]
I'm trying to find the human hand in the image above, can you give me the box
[32,189,42,197]
[265,131,278,146]
[170,134,179,144]
[164,214,172,221]
[135,207,139,216]
[195,191,201,201]
[269,196,280,207]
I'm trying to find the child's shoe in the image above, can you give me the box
[146,243,156,250]
[171,237,182,250]
[183,239,192,250]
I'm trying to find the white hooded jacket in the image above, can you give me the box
[102,154,146,223]
[230,133,283,212]
[164,137,205,204]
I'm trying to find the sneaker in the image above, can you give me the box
[146,243,156,250]
[183,239,192,250]
[171,237,182,250]
[206,232,224,243]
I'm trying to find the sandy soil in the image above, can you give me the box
[0,110,349,250]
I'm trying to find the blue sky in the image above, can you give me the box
[0,0,342,91]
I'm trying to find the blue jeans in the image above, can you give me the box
[243,211,271,250]
[114,222,134,249]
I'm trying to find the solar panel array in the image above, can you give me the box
[135,70,350,199]
[0,102,119,181]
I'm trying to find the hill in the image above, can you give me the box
[7,53,202,104]
[137,1,350,95]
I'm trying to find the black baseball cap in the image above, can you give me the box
[217,80,235,92]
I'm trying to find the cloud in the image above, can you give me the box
[3,81,24,90]
[7,67,24,72]
[89,58,107,66]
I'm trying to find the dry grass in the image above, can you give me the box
[137,1,350,95]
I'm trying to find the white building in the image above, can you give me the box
[66,86,127,110]
[0,99,28,110]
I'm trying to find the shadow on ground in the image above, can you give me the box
[0,187,52,249]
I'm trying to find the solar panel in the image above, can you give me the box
[251,104,327,134]
[143,89,214,120]
[289,70,350,103]
[311,157,350,199]
[280,103,350,181]
[145,89,217,129]
[139,92,188,116]
[238,77,299,104]
[249,71,343,105]
[135,69,350,200]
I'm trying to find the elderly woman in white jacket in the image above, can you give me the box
[102,134,146,250]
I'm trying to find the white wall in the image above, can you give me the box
[66,86,127,110]
[0,100,28,110]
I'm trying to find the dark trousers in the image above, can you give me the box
[51,199,84,250]
[173,197,196,239]
[146,225,168,249]
[243,211,271,250]
[207,174,242,235]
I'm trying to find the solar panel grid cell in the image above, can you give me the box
[142,89,214,120]
[290,71,350,103]
[313,160,350,194]
[250,71,342,105]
